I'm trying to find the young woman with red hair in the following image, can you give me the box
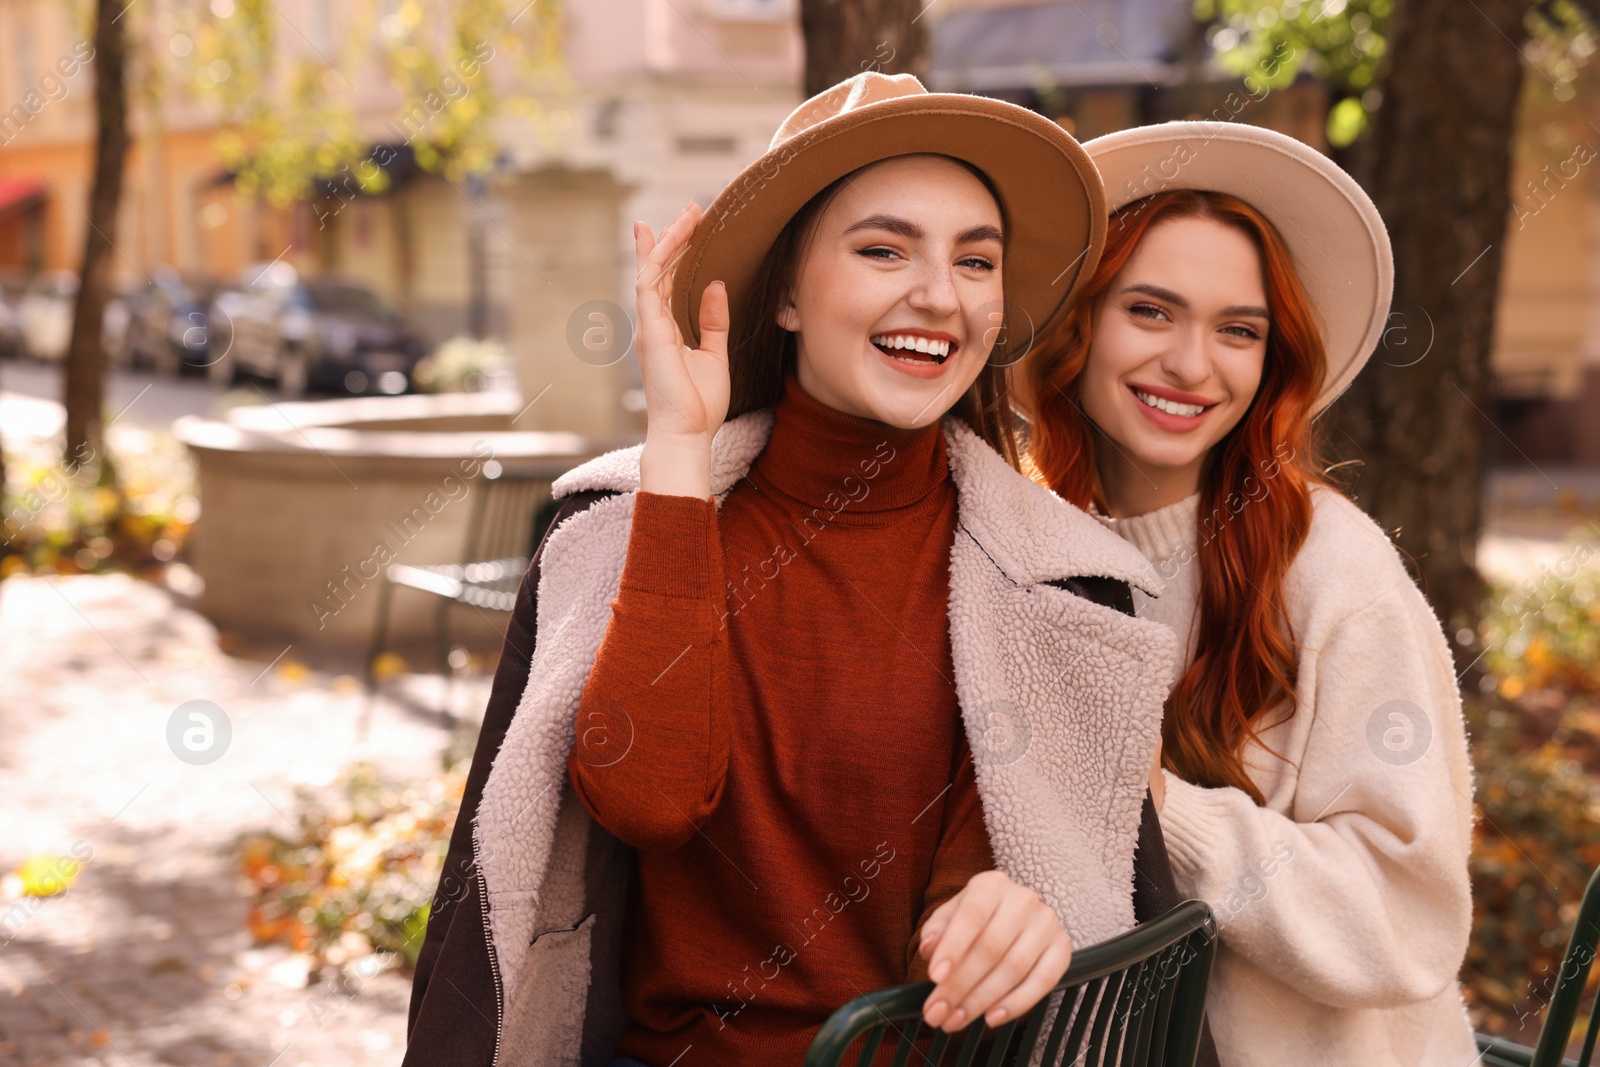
[1026,123,1478,1065]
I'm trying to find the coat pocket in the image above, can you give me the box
[498,914,597,1067]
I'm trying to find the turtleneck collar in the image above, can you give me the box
[747,378,950,526]
[1095,492,1200,564]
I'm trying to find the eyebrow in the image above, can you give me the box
[1120,282,1270,320]
[842,214,1004,245]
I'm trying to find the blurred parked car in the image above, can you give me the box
[119,267,219,375]
[17,271,130,362]
[0,271,26,358]
[209,263,423,397]
[18,271,75,360]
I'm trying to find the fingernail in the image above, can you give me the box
[987,1007,1008,1025]
[946,1008,966,1031]
[924,1000,947,1027]
[929,959,950,982]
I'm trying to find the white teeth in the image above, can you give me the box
[870,334,952,359]
[1135,389,1207,418]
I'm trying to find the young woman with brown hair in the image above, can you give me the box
[1026,122,1478,1065]
[403,74,1186,1067]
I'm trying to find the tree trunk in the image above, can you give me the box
[0,433,8,556]
[799,0,930,97]
[467,175,488,340]
[63,0,131,466]
[1327,0,1531,669]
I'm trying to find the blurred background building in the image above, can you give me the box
[1,0,1594,455]
[0,0,801,438]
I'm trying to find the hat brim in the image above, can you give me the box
[1087,122,1393,412]
[672,94,1107,364]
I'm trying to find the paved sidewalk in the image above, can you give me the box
[0,573,484,1067]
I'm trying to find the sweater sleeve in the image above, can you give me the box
[1157,584,1475,1010]
[906,736,996,982]
[568,491,731,851]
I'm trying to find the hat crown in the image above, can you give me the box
[769,72,929,151]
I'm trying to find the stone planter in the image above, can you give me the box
[173,392,616,650]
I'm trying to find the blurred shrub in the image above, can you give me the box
[0,427,196,578]
[412,335,514,394]
[237,760,465,973]
[1467,562,1600,1035]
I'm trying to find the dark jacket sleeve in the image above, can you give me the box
[404,491,613,1063]
[1071,574,1220,1067]
[1132,791,1179,923]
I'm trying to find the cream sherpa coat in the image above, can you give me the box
[1106,487,1479,1066]
[469,409,1180,1067]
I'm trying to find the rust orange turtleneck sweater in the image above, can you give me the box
[568,379,994,1067]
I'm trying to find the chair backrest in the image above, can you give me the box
[460,461,555,566]
[804,899,1218,1067]
[1531,865,1600,1067]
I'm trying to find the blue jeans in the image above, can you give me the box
[609,1059,653,1067]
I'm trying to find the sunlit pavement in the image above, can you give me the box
[0,572,488,1067]
[0,360,231,440]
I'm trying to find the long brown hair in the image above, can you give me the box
[727,155,1023,467]
[1027,189,1329,804]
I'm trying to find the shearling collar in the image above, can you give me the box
[478,403,1180,1063]
[553,409,1163,596]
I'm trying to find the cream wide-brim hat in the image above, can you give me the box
[1085,121,1394,412]
[671,72,1106,362]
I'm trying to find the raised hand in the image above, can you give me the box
[634,201,730,499]
[917,870,1074,1032]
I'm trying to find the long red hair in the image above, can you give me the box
[1027,189,1329,805]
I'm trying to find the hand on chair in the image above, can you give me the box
[916,870,1073,1032]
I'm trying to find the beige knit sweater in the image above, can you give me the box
[1101,486,1479,1066]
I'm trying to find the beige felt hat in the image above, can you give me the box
[671,72,1106,359]
[1085,121,1393,412]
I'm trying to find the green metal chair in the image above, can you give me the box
[803,899,1217,1067]
[1476,865,1600,1067]
[365,460,555,717]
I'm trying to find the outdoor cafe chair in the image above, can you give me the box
[1476,864,1600,1067]
[365,460,553,717]
[803,898,1218,1067]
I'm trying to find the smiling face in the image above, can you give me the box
[1078,215,1270,516]
[776,155,1005,428]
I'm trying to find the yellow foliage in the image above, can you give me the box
[371,652,408,681]
[17,855,81,897]
[276,659,311,684]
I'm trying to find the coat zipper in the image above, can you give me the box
[472,827,506,1067]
